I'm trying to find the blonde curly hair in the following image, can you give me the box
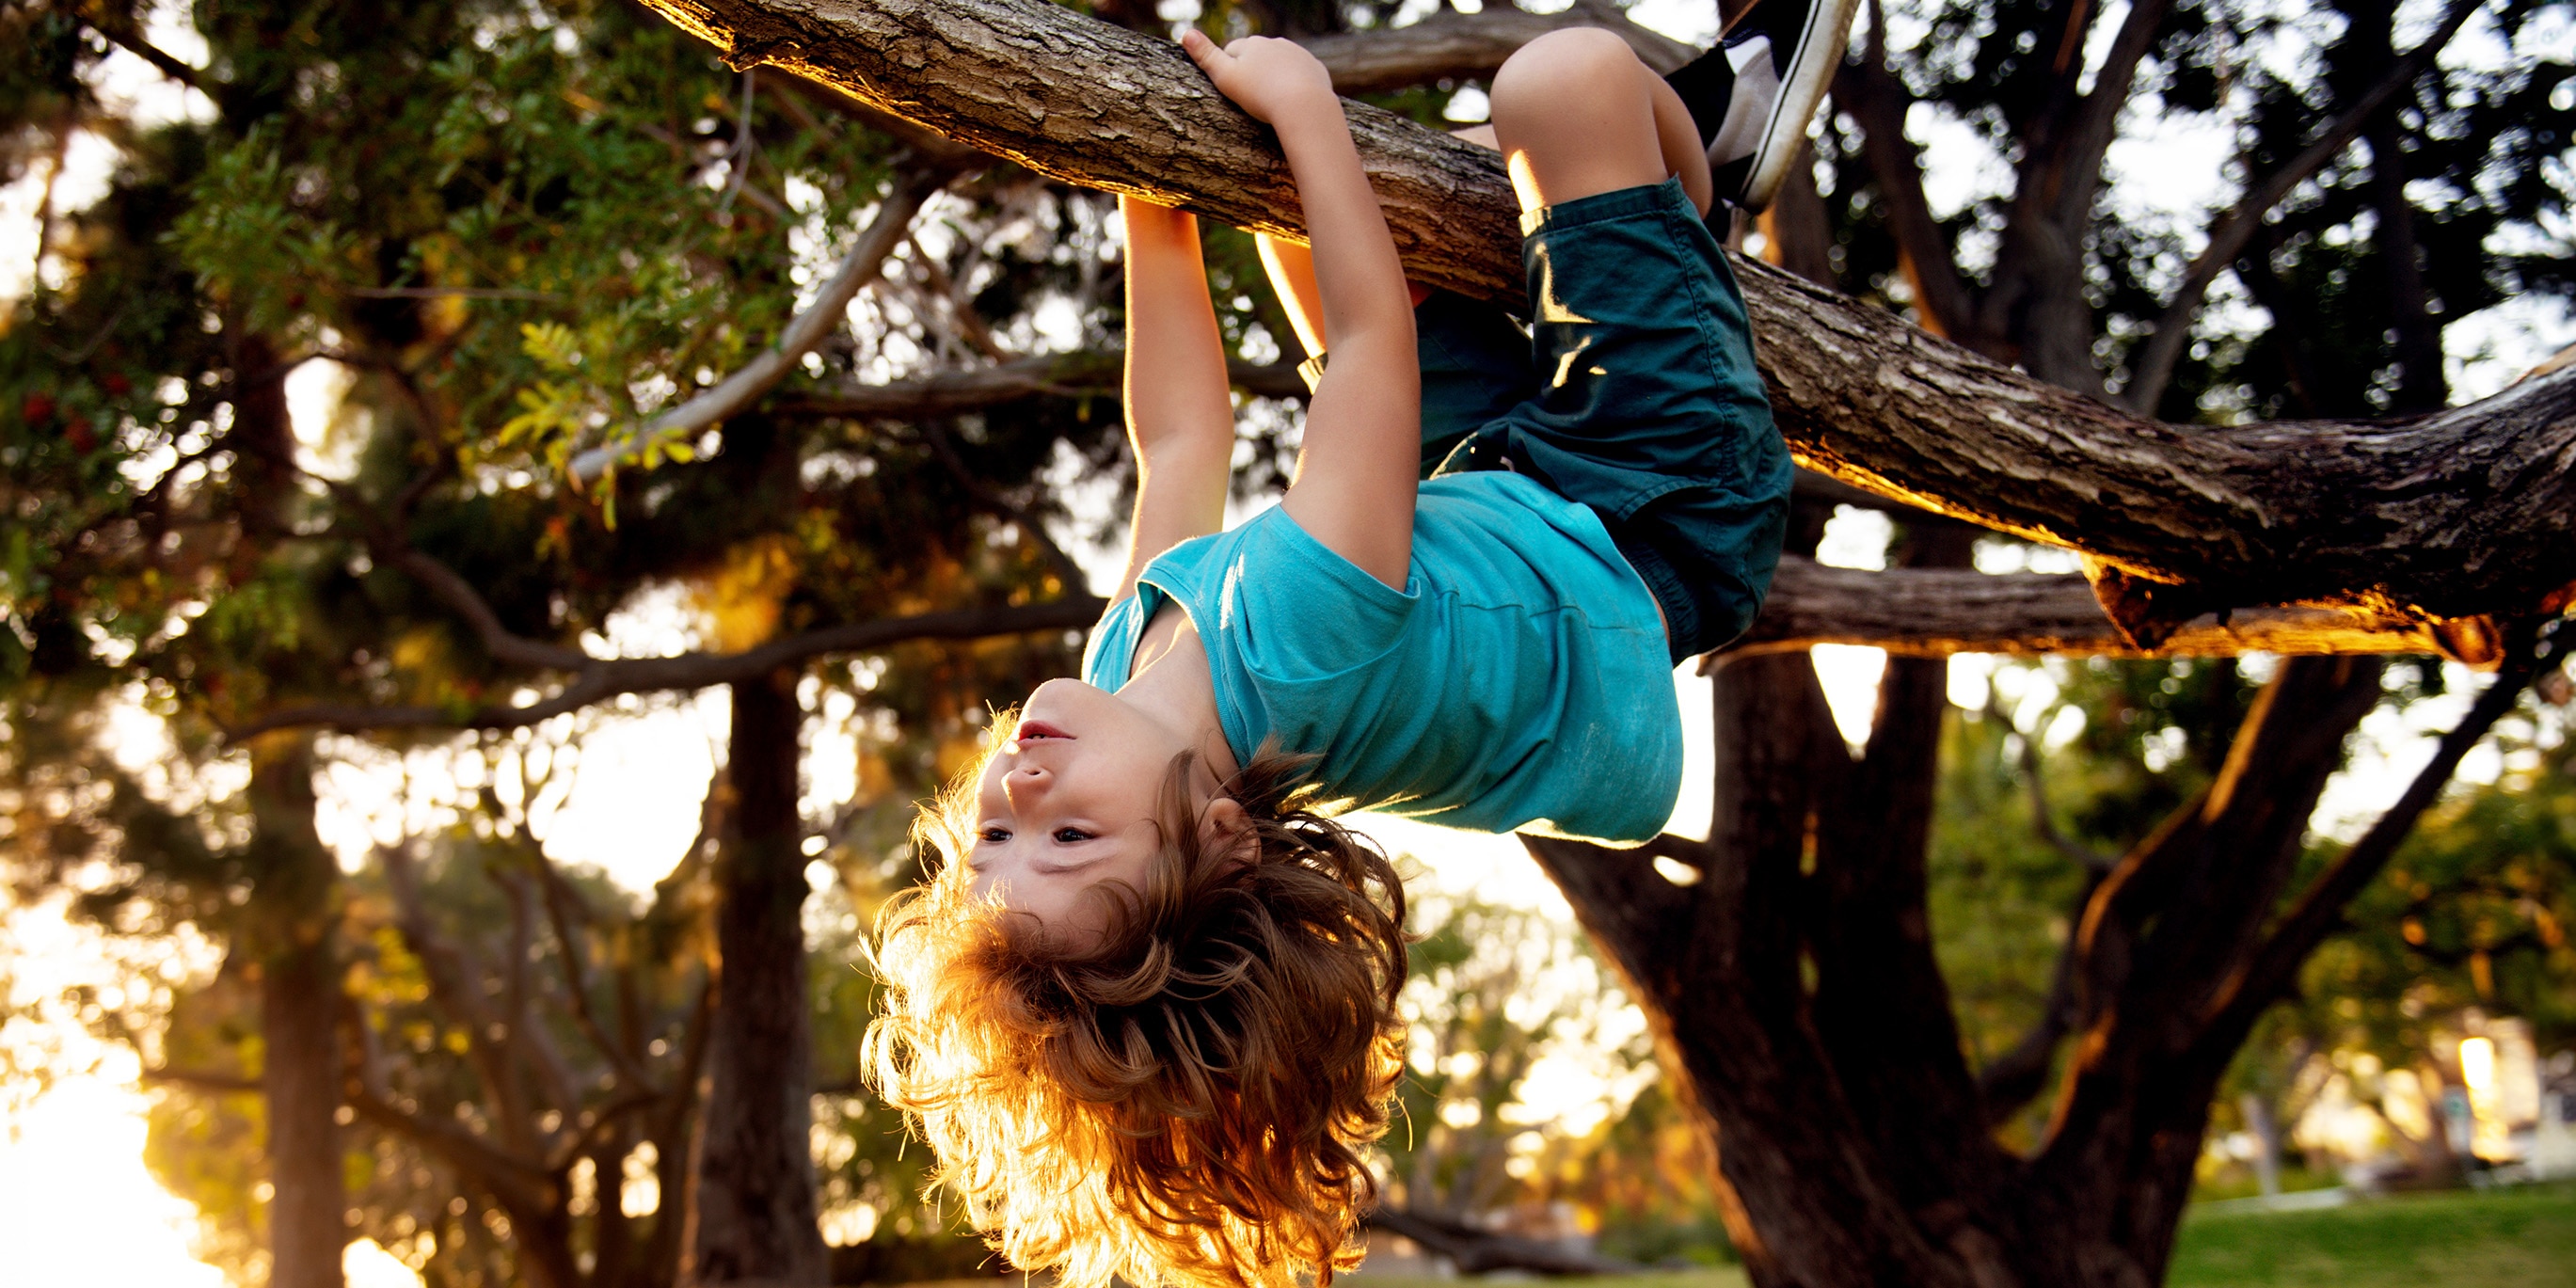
[865,737,1407,1288]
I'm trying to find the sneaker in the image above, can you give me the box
[1663,0,1862,213]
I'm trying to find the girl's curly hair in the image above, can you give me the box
[865,736,1407,1288]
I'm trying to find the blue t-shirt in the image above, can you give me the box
[1080,471,1680,845]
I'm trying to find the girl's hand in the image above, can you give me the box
[1181,28,1337,127]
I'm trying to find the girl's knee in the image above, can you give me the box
[1491,27,1643,115]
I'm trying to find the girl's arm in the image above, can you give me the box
[1112,196,1235,604]
[1185,30,1420,590]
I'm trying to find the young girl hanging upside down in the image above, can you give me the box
[867,4,1852,1285]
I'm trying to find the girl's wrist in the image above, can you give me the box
[1269,97,1351,151]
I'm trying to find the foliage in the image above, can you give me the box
[1804,0,2574,415]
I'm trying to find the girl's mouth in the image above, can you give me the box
[1016,721,1074,742]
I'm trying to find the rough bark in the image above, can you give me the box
[628,0,2576,631]
[1296,2,1693,94]
[684,668,828,1288]
[246,735,349,1288]
[1734,557,2457,660]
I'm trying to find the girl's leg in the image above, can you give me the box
[1255,233,1329,361]
[1489,29,1712,218]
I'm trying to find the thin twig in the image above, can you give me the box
[569,171,942,480]
[717,68,758,219]
[918,421,1090,593]
[1994,692,2119,872]
[77,17,206,93]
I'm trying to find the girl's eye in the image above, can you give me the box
[1052,827,1094,843]
[978,827,1010,844]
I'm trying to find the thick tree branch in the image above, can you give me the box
[1728,557,2457,659]
[1297,1,1694,95]
[569,170,943,480]
[630,0,2576,628]
[2123,0,2483,415]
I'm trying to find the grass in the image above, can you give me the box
[2166,1182,2576,1287]
[1341,1183,2576,1288]
[1344,1270,1747,1288]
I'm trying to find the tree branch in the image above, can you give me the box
[629,0,2576,628]
[2208,643,2545,1040]
[1832,0,1980,344]
[1725,557,2457,660]
[142,1065,263,1093]
[388,549,592,672]
[226,596,1108,738]
[569,169,945,480]
[1998,694,2119,873]
[77,14,207,93]
[917,421,1090,593]
[344,1085,555,1216]
[770,350,1306,418]
[1363,1204,1648,1277]
[2122,0,2483,414]
[1296,1,1694,95]
[528,852,661,1094]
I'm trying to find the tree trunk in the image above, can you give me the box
[247,734,347,1288]
[2238,1093,2282,1198]
[630,0,2576,628]
[684,669,828,1287]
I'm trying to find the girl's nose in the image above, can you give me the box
[1004,763,1048,803]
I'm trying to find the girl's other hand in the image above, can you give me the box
[1180,29,1337,126]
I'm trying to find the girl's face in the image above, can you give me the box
[968,677,1227,940]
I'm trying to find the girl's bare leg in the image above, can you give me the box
[1490,29,1713,218]
[1255,233,1329,360]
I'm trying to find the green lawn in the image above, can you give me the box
[1343,1184,2576,1288]
[2167,1183,2576,1287]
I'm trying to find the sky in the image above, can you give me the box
[4,0,2573,1284]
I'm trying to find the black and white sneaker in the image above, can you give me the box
[1663,0,1862,213]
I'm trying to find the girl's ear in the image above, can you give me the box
[1199,797,1256,869]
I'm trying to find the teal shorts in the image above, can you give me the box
[1412,179,1789,661]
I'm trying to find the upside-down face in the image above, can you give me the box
[969,678,1247,943]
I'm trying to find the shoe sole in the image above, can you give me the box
[1738,0,1863,214]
